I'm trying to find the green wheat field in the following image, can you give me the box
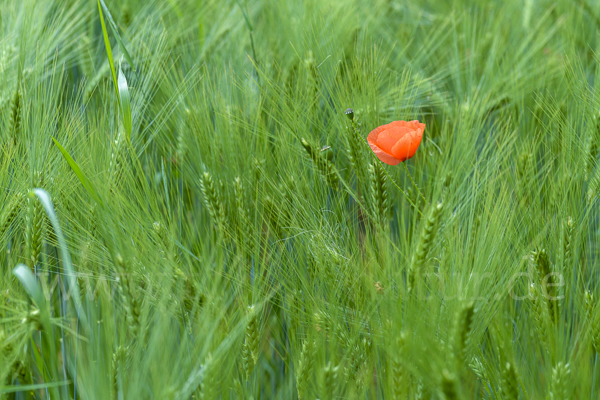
[2,0,600,398]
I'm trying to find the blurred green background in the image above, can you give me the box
[1,0,600,398]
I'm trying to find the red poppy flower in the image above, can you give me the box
[367,120,425,165]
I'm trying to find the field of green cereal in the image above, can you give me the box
[2,0,600,398]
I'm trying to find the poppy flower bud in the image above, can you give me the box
[345,108,354,121]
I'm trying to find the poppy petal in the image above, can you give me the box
[367,125,387,143]
[368,140,401,165]
[376,126,411,153]
[391,130,422,161]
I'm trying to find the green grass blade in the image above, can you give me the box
[32,189,89,330]
[99,0,136,71]
[118,61,132,142]
[12,264,46,310]
[97,0,120,104]
[0,381,72,395]
[51,136,103,206]
[234,0,254,31]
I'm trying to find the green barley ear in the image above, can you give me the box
[594,327,600,355]
[314,310,333,337]
[175,108,190,165]
[200,170,226,233]
[242,305,259,380]
[320,361,338,399]
[530,283,552,355]
[440,369,460,400]
[501,362,519,400]
[25,176,44,270]
[115,255,140,340]
[109,130,125,190]
[305,50,318,97]
[0,191,23,237]
[264,195,282,238]
[200,354,218,400]
[593,319,600,354]
[390,334,406,400]
[175,128,186,166]
[301,137,339,189]
[585,127,597,181]
[369,161,390,225]
[588,291,600,353]
[469,357,488,384]
[415,381,424,400]
[252,157,266,186]
[562,216,573,270]
[531,248,557,321]
[6,358,33,397]
[153,221,180,264]
[408,201,443,292]
[588,166,600,204]
[345,337,371,390]
[585,290,594,318]
[9,87,21,145]
[549,362,570,400]
[452,302,475,363]
[295,339,316,400]
[173,266,202,314]
[531,247,551,282]
[112,346,129,399]
[442,170,452,193]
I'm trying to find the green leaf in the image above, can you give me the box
[119,61,132,142]
[0,381,72,395]
[12,264,45,310]
[32,189,89,329]
[51,136,103,206]
[99,0,136,71]
[97,0,120,104]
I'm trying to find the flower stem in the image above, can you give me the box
[404,163,429,206]
[378,162,424,218]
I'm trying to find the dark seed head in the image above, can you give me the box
[345,108,354,120]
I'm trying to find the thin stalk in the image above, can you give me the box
[404,162,429,206]
[379,164,425,218]
[235,0,260,85]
